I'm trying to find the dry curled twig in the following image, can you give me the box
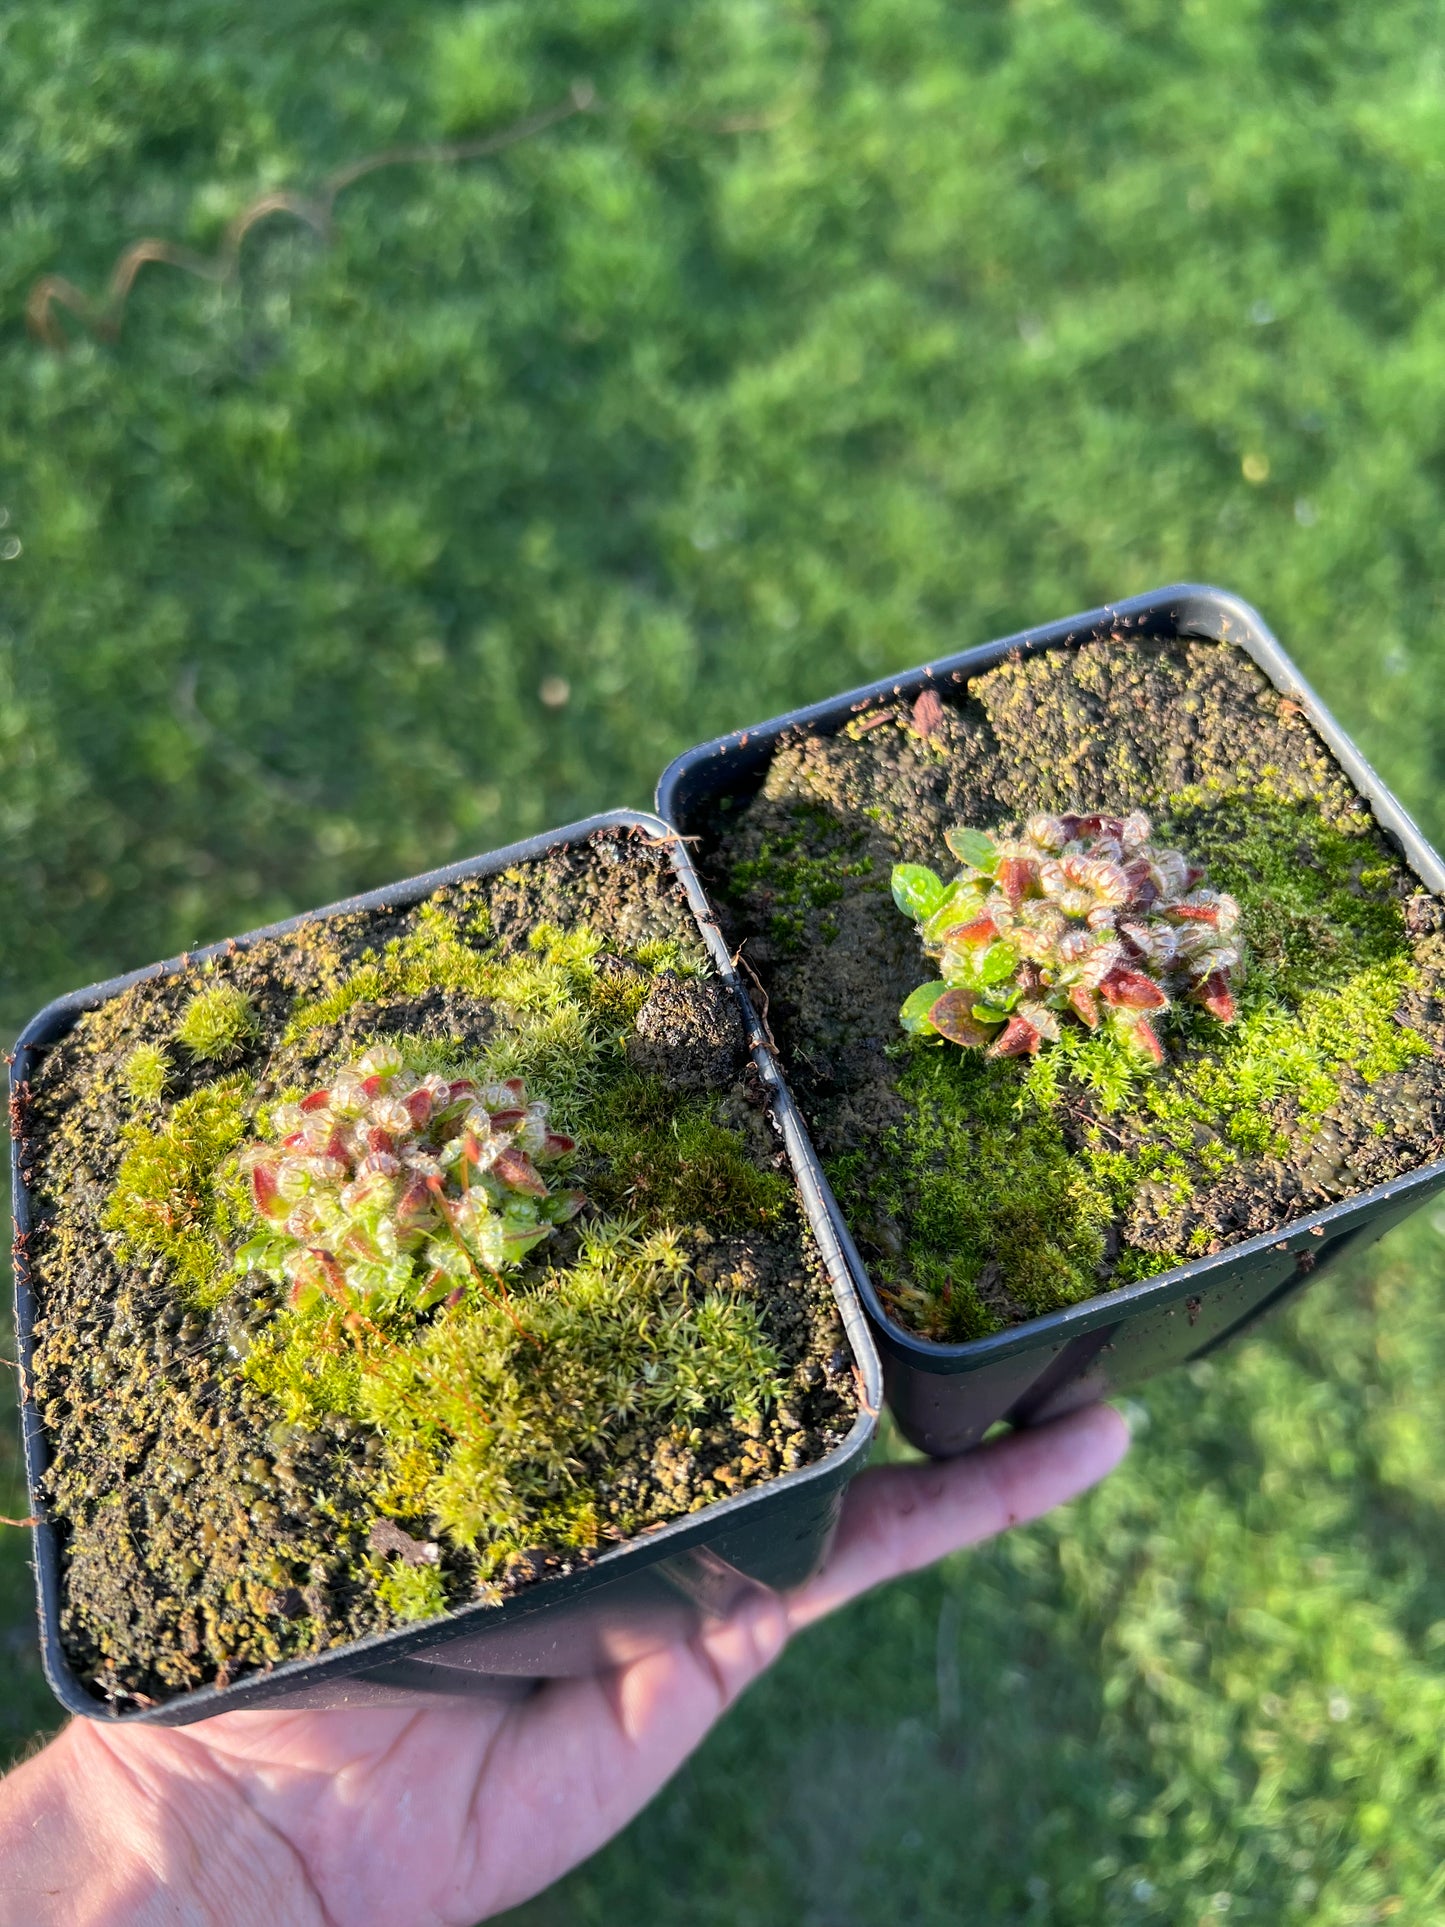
[27,84,597,350]
[26,14,831,355]
[632,829,702,850]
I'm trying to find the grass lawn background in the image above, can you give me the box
[4,1,1445,1918]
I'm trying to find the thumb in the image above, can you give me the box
[788,1402,1130,1632]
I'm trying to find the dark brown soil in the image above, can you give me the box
[13,828,856,1708]
[701,635,1445,1334]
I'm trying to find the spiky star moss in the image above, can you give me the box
[175,983,259,1063]
[119,1041,171,1105]
[250,1218,788,1599]
[103,1077,253,1302]
[833,797,1433,1341]
[21,842,852,1701]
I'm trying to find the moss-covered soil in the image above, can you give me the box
[13,828,854,1707]
[702,637,1445,1345]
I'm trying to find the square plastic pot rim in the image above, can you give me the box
[8,807,882,1724]
[654,581,1445,1373]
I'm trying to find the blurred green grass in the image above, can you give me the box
[3,1,1444,1918]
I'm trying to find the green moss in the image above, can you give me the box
[120,1042,171,1105]
[584,1070,793,1231]
[283,898,782,1225]
[285,903,627,1042]
[1113,1250,1177,1284]
[175,984,259,1064]
[731,807,874,949]
[371,1558,448,1623]
[830,1046,1115,1343]
[247,1220,786,1579]
[242,1315,362,1418]
[844,796,1434,1339]
[1160,798,1405,1002]
[102,890,794,1605]
[633,937,706,978]
[103,1077,253,1304]
[293,962,388,1033]
[1298,957,1429,1082]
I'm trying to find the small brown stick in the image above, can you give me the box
[0,1515,39,1530]
[732,947,779,1054]
[850,1365,879,1418]
[911,688,945,742]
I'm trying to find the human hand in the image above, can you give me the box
[0,1403,1128,1926]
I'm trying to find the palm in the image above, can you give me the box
[12,1407,1127,1927]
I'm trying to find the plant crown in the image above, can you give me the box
[893,811,1242,1063]
[233,1043,583,1316]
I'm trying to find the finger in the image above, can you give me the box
[787,1402,1129,1632]
[473,1403,1129,1905]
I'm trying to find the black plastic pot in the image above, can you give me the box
[656,585,1445,1457]
[9,809,881,1725]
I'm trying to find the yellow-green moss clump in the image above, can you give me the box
[250,1219,783,1597]
[731,807,874,949]
[104,1077,253,1302]
[120,1041,171,1105]
[175,982,259,1063]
